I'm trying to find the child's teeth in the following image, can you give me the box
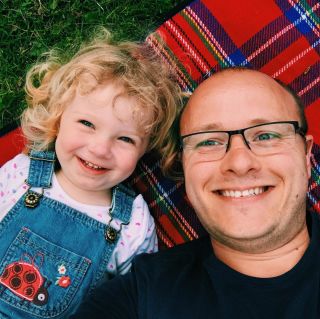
[84,160,103,170]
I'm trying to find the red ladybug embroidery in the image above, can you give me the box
[0,253,50,306]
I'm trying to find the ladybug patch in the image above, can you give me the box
[0,253,51,306]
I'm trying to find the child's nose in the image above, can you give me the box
[88,137,113,158]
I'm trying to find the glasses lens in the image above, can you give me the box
[245,122,296,155]
[182,132,229,160]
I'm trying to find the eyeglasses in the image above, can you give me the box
[181,121,305,161]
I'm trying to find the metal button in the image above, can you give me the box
[105,227,117,243]
[24,191,42,208]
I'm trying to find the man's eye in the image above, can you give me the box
[119,136,135,145]
[195,139,221,148]
[79,120,94,128]
[255,132,281,141]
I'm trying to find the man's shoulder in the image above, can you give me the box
[132,236,212,273]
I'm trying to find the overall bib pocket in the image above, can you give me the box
[0,227,91,318]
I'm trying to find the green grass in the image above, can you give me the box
[0,0,182,130]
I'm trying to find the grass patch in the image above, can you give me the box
[0,0,182,130]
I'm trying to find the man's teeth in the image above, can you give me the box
[83,160,104,170]
[221,187,265,198]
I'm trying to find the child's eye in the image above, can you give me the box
[79,120,94,129]
[119,136,135,145]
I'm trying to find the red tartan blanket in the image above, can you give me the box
[1,0,319,249]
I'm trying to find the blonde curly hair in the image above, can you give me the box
[21,29,183,176]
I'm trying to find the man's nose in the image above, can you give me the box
[220,135,261,175]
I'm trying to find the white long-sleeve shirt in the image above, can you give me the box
[0,153,158,275]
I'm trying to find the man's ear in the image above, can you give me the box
[305,135,313,179]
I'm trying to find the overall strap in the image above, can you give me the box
[104,183,135,244]
[95,183,136,283]
[26,150,56,188]
[110,183,135,223]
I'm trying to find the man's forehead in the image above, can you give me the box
[180,70,299,132]
[190,69,277,99]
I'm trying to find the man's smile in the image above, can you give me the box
[217,186,270,198]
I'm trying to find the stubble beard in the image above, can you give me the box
[199,200,308,254]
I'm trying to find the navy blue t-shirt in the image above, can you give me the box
[71,211,320,319]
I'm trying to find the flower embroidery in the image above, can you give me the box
[55,264,71,288]
[58,264,66,275]
[56,276,71,288]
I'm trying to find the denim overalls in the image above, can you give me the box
[0,150,135,318]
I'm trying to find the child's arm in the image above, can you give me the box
[0,153,29,221]
[107,194,158,275]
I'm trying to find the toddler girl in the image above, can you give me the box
[0,30,182,318]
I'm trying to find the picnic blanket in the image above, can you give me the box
[0,0,319,249]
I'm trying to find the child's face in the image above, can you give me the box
[55,83,149,205]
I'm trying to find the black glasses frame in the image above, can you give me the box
[180,121,305,152]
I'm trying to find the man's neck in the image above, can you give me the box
[211,226,310,278]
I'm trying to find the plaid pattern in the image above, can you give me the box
[0,0,319,249]
[133,0,320,248]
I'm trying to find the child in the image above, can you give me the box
[0,29,182,318]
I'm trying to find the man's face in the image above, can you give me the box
[181,70,313,253]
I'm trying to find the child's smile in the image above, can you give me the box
[78,157,109,173]
[55,83,150,205]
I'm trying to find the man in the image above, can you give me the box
[71,68,317,318]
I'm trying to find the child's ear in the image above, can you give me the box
[305,135,313,179]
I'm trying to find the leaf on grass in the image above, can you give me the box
[49,0,59,11]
